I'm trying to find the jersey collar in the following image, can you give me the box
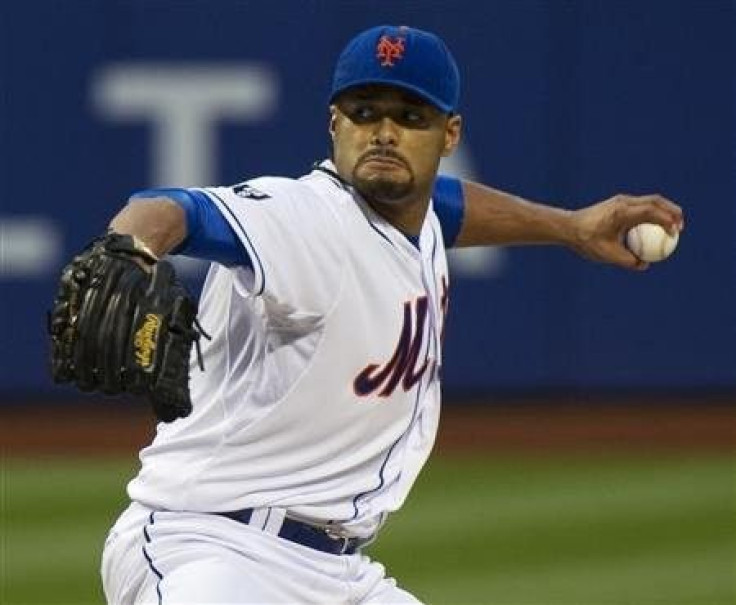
[310,160,351,191]
[311,159,431,255]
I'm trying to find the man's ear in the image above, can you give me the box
[441,114,462,157]
[328,106,338,139]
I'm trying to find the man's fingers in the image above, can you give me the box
[609,243,650,271]
[615,195,684,236]
[636,195,684,230]
[628,254,650,272]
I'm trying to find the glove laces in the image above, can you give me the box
[191,317,211,372]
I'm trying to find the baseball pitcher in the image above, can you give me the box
[48,25,683,604]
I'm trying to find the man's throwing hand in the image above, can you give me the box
[569,194,684,270]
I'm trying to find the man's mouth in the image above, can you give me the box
[359,151,407,170]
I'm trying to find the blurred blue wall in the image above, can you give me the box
[2,0,734,396]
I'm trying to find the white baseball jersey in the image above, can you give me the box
[128,161,450,540]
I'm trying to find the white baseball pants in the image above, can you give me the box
[101,502,422,605]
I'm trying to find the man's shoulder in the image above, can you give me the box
[207,165,351,220]
[225,175,303,201]
[225,170,339,199]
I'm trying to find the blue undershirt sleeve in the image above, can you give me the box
[432,175,465,248]
[129,188,252,268]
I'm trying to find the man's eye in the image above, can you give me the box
[350,106,375,122]
[401,110,428,127]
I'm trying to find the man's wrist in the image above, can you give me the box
[109,198,187,259]
[557,208,580,249]
[131,235,160,262]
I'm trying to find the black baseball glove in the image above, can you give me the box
[48,232,205,422]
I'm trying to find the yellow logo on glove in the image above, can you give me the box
[134,313,161,369]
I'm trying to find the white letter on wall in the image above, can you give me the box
[91,64,278,187]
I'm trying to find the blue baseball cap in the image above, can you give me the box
[329,25,460,114]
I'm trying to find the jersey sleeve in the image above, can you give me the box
[432,175,465,248]
[198,179,344,316]
[129,187,251,268]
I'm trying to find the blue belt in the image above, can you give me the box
[218,509,365,555]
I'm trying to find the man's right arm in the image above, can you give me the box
[109,189,250,267]
[109,196,187,259]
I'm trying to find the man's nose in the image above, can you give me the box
[370,117,400,146]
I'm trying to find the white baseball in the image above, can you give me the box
[625,223,679,262]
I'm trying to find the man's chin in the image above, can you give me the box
[356,181,412,204]
[353,172,413,204]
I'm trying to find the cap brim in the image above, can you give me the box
[329,79,454,114]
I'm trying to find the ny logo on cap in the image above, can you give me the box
[376,34,405,67]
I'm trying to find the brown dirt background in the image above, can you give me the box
[2,395,734,456]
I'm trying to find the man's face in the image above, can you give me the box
[330,85,461,206]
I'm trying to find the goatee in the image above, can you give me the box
[353,174,413,204]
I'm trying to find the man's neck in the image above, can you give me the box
[364,195,429,236]
[317,160,430,236]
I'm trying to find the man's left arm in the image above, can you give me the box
[451,180,684,271]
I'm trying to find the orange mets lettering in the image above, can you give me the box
[376,35,405,67]
[134,313,161,369]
